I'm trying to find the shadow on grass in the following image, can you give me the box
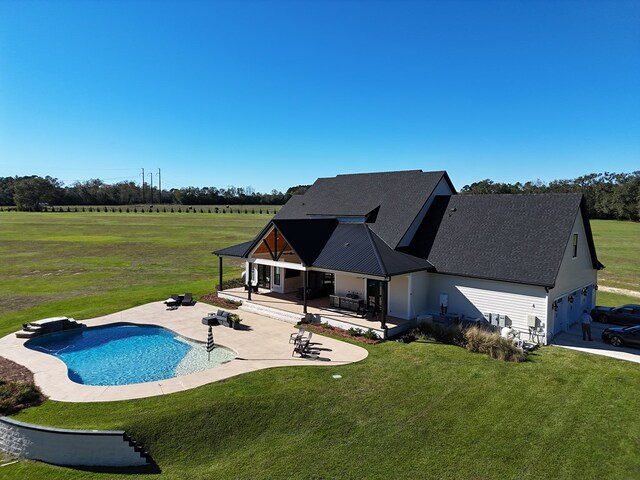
[56,459,161,475]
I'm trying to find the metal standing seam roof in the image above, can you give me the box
[214,219,430,277]
[311,223,431,277]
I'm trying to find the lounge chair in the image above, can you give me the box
[181,293,194,306]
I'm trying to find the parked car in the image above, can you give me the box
[591,304,640,325]
[601,325,640,348]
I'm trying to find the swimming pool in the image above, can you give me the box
[25,323,235,386]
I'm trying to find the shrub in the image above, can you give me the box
[414,322,465,346]
[348,327,365,337]
[0,380,44,415]
[126,207,130,213]
[216,278,245,290]
[363,329,379,340]
[463,327,526,362]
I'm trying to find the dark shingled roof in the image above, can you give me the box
[275,170,454,249]
[407,193,598,287]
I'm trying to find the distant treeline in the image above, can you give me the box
[460,172,639,221]
[0,176,311,212]
[1,173,638,221]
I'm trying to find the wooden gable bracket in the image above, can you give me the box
[261,238,276,261]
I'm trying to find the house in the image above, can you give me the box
[214,170,603,343]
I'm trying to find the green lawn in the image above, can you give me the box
[591,220,640,292]
[0,213,639,479]
[0,212,267,338]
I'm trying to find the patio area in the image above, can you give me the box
[218,287,414,338]
[0,301,368,402]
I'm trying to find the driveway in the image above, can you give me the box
[551,320,640,364]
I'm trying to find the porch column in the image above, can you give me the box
[218,256,223,292]
[247,262,252,301]
[380,280,388,330]
[303,270,308,314]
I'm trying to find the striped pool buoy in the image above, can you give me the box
[206,325,215,360]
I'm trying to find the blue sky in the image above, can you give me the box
[0,0,638,192]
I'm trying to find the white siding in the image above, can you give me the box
[547,210,598,336]
[409,270,431,318]
[388,275,410,319]
[335,274,365,298]
[427,273,548,338]
[397,177,455,247]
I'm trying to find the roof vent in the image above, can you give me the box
[450,207,456,212]
[344,243,350,247]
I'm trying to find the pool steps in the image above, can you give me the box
[16,317,86,339]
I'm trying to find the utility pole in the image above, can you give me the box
[157,168,162,204]
[148,172,154,205]
[141,168,145,203]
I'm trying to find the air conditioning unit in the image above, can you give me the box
[528,314,538,328]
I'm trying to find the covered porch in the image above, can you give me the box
[218,287,414,339]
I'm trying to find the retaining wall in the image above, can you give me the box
[0,416,149,467]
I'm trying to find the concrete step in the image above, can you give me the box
[239,301,302,325]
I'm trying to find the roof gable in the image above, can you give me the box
[275,170,453,248]
[408,193,596,287]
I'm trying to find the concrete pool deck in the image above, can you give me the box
[0,302,368,402]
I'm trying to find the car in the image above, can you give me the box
[591,304,640,326]
[601,325,640,348]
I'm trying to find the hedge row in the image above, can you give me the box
[0,206,274,214]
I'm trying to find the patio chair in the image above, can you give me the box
[289,326,305,344]
[292,333,318,358]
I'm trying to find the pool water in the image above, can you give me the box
[25,323,235,386]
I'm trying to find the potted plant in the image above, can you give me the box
[230,314,242,330]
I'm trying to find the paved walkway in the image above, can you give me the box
[0,302,368,402]
[550,321,640,364]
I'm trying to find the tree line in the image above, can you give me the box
[459,172,639,221]
[1,172,638,221]
[0,176,309,212]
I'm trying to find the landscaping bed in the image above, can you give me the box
[199,291,242,310]
[304,323,383,345]
[0,357,46,415]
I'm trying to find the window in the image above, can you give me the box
[572,233,578,258]
[273,267,281,286]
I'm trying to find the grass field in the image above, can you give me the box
[0,212,268,338]
[590,220,640,303]
[0,214,639,479]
